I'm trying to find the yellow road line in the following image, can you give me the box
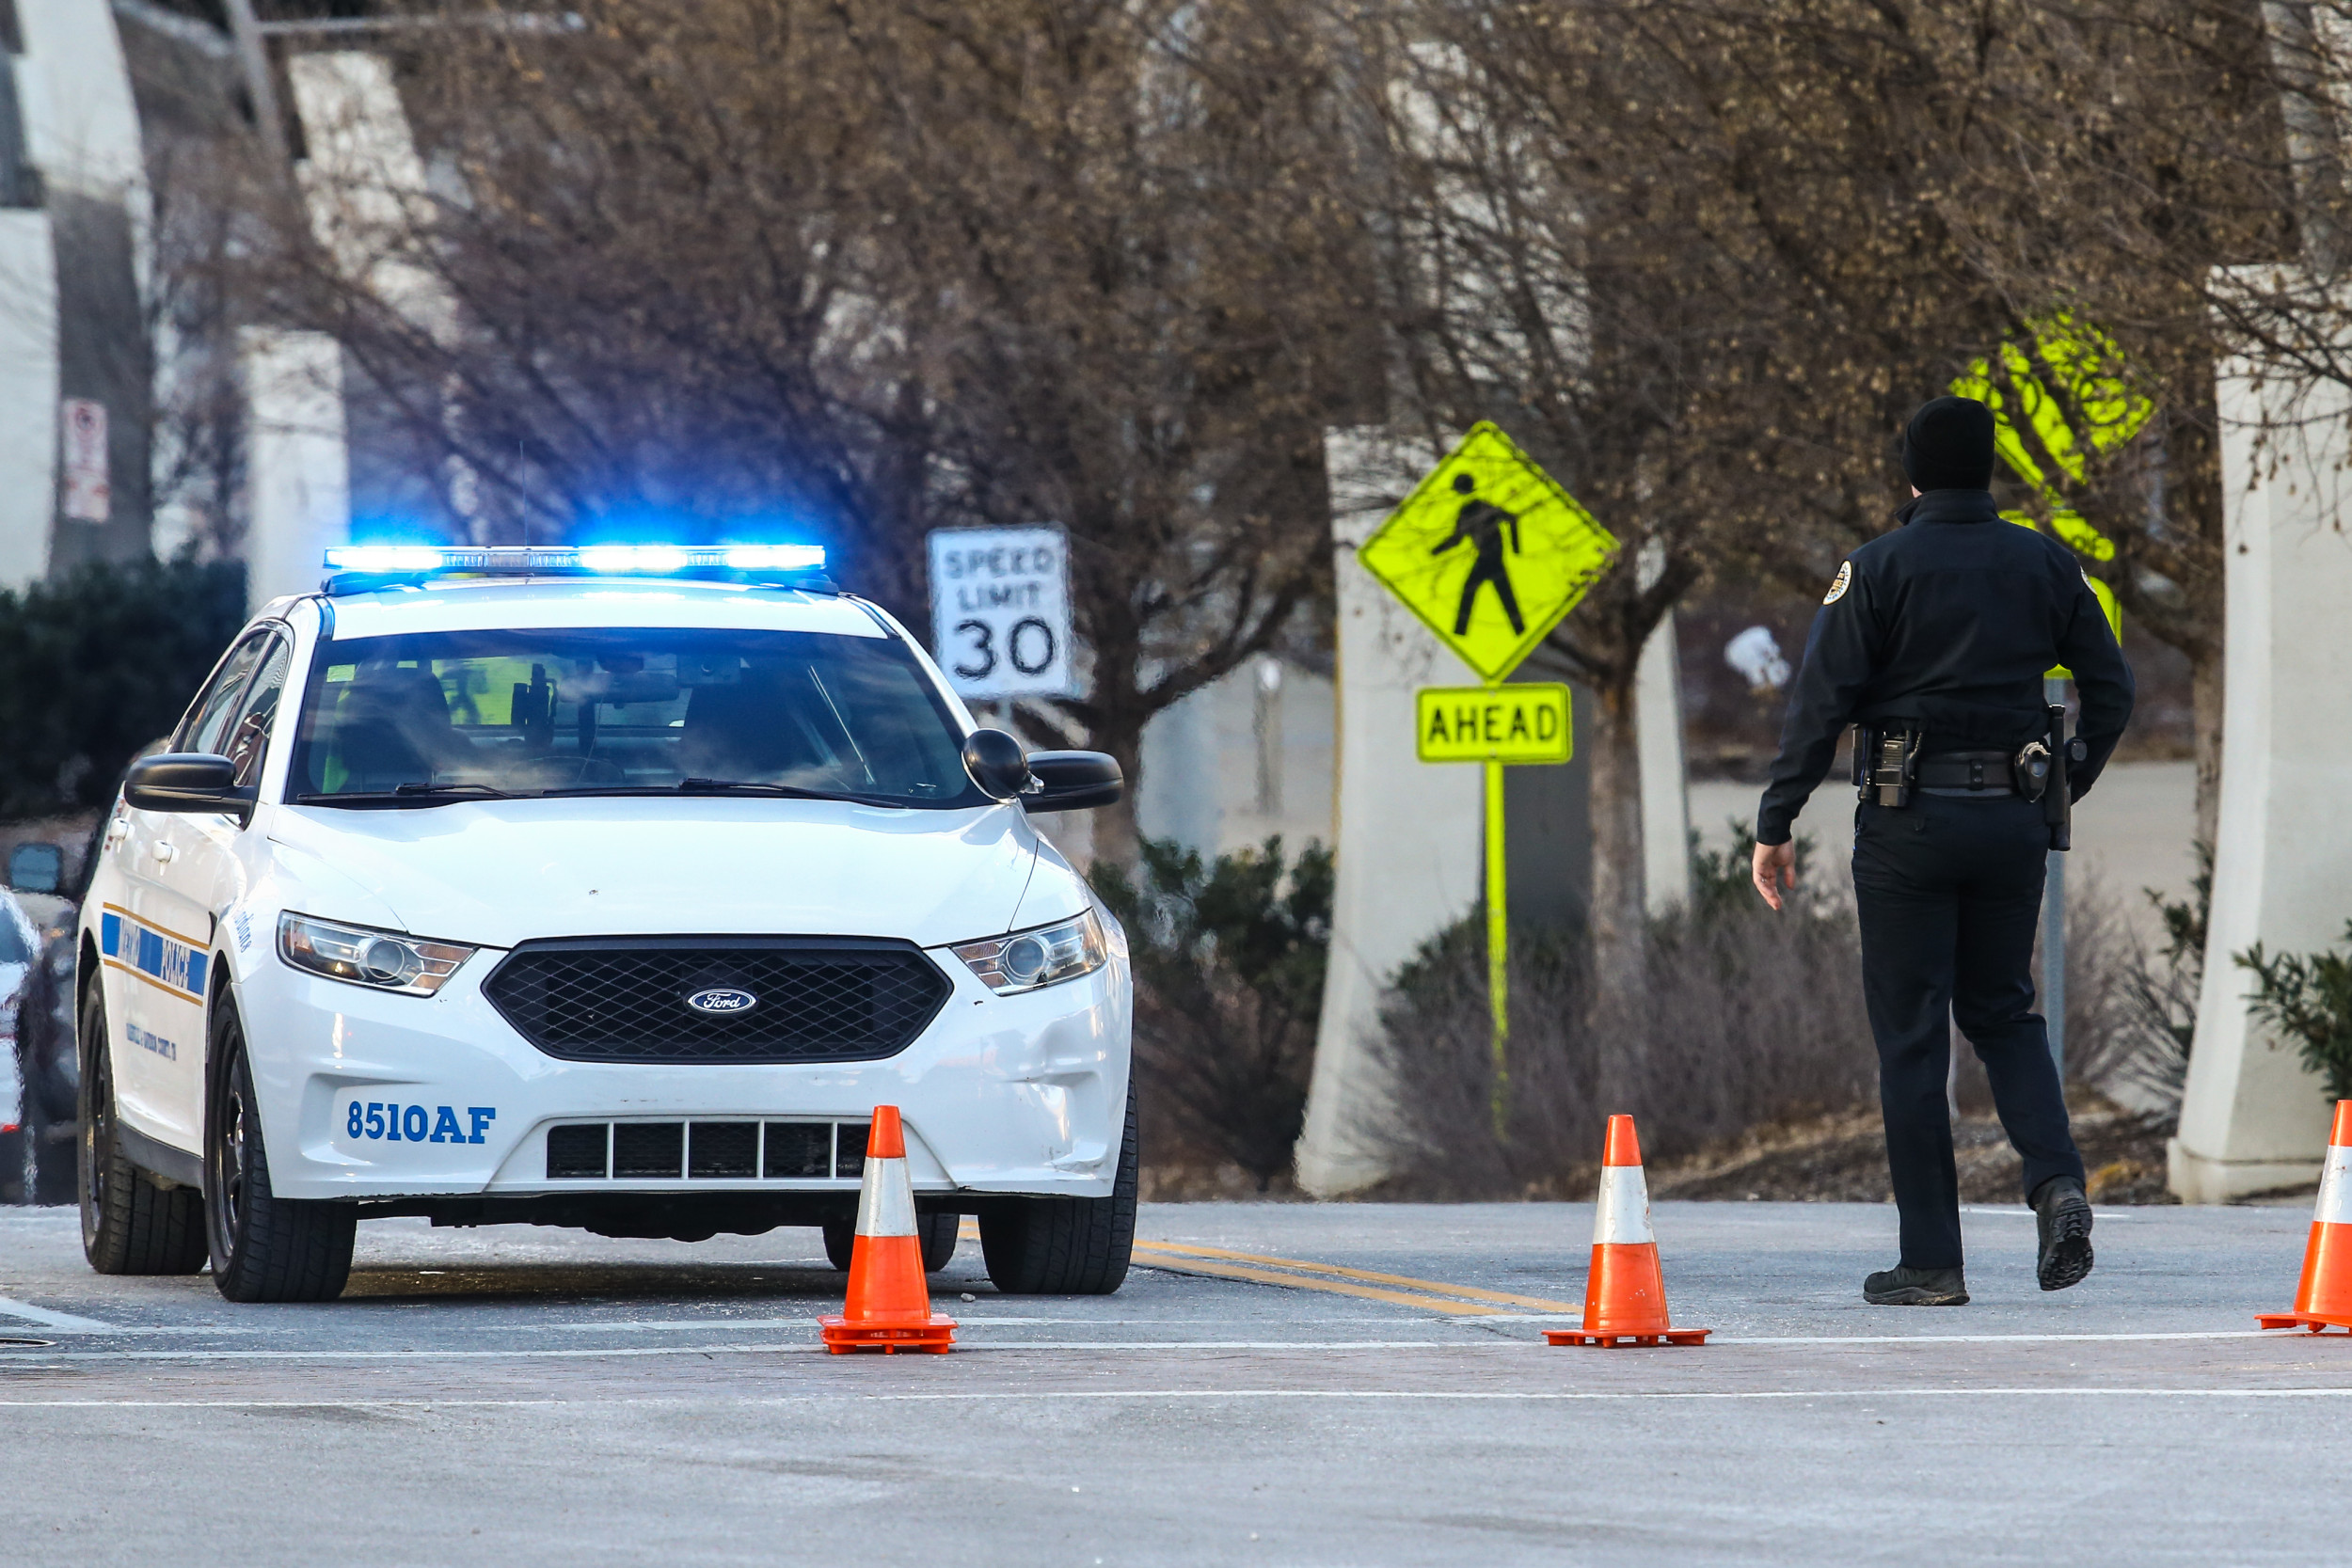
[1133,1241,1581,1314]
[1133,1254,1513,1316]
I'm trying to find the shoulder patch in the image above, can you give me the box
[2081,565,2095,591]
[1822,561,1853,605]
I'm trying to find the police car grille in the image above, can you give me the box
[484,938,951,1063]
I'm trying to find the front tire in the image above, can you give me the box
[78,988,207,1275]
[979,1079,1136,1295]
[205,1008,355,1303]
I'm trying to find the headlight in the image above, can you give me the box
[950,910,1109,994]
[278,912,475,996]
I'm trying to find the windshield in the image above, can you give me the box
[286,626,983,809]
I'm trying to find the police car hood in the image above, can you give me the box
[265,797,1042,950]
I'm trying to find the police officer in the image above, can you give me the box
[1750,395,2134,1306]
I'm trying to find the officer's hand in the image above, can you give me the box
[1751,840,1796,911]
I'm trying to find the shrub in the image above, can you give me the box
[1091,836,1332,1191]
[2107,845,2210,1112]
[2237,922,2352,1102]
[1363,825,1876,1196]
[0,559,247,817]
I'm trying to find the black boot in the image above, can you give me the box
[2031,1175,2094,1291]
[1863,1264,1969,1306]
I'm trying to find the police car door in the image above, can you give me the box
[107,629,274,1148]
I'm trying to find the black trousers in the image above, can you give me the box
[1851,793,2085,1270]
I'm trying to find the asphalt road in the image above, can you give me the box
[1,1198,2344,1566]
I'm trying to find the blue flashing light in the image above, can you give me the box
[721,545,828,571]
[325,546,447,573]
[577,544,691,574]
[323,543,827,578]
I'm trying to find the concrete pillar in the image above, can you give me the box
[288,53,479,538]
[17,0,151,572]
[1635,542,1692,915]
[241,329,348,606]
[0,210,57,590]
[2169,360,2352,1202]
[1295,428,1482,1196]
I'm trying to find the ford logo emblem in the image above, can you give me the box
[685,987,758,1015]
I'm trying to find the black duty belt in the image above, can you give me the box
[1915,751,2018,797]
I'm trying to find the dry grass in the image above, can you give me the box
[1354,842,2180,1203]
[1651,1098,2179,1205]
[1358,889,1878,1200]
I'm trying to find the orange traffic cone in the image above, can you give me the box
[820,1106,957,1354]
[2258,1100,2352,1335]
[1547,1115,1708,1348]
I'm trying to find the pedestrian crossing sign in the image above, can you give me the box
[1356,422,1618,682]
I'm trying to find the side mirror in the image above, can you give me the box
[123,753,257,823]
[961,728,1034,801]
[1024,751,1122,813]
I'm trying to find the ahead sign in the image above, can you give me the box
[927,526,1074,699]
[1416,683,1572,765]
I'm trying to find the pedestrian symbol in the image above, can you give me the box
[1357,423,1617,682]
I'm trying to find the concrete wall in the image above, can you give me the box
[1136,657,1336,862]
[2168,356,2352,1202]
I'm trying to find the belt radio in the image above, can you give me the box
[1852,723,1924,808]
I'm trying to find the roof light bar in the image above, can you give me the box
[323,543,827,577]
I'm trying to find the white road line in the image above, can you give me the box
[0,1339,1470,1362]
[0,1297,119,1333]
[4,1386,2350,1409]
[866,1386,2352,1402]
[466,1316,1443,1332]
[1714,1329,2289,1345]
[474,1316,1064,1332]
[0,1328,2319,1361]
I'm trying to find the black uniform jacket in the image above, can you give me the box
[1755,487,2135,847]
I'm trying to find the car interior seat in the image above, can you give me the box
[675,670,831,783]
[329,666,466,793]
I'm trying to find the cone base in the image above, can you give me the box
[1544,1327,1708,1348]
[2255,1312,2352,1334]
[820,1315,958,1354]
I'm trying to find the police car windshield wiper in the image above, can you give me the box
[677,777,839,800]
[294,783,529,806]
[675,777,903,807]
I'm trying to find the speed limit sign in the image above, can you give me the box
[926,526,1074,699]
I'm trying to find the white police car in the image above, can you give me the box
[77,546,1134,1303]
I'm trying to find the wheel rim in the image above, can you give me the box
[216,1077,248,1242]
[81,1048,108,1219]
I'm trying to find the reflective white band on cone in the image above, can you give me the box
[855,1157,918,1237]
[1593,1164,1655,1245]
[2317,1145,2352,1227]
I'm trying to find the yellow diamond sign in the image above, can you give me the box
[1357,422,1618,682]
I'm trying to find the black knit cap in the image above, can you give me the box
[1900,395,1996,493]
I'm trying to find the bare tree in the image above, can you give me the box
[833,0,1369,862]
[231,0,1367,863]
[239,2,950,610]
[1311,0,2297,1121]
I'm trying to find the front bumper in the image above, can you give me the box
[234,937,1131,1203]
